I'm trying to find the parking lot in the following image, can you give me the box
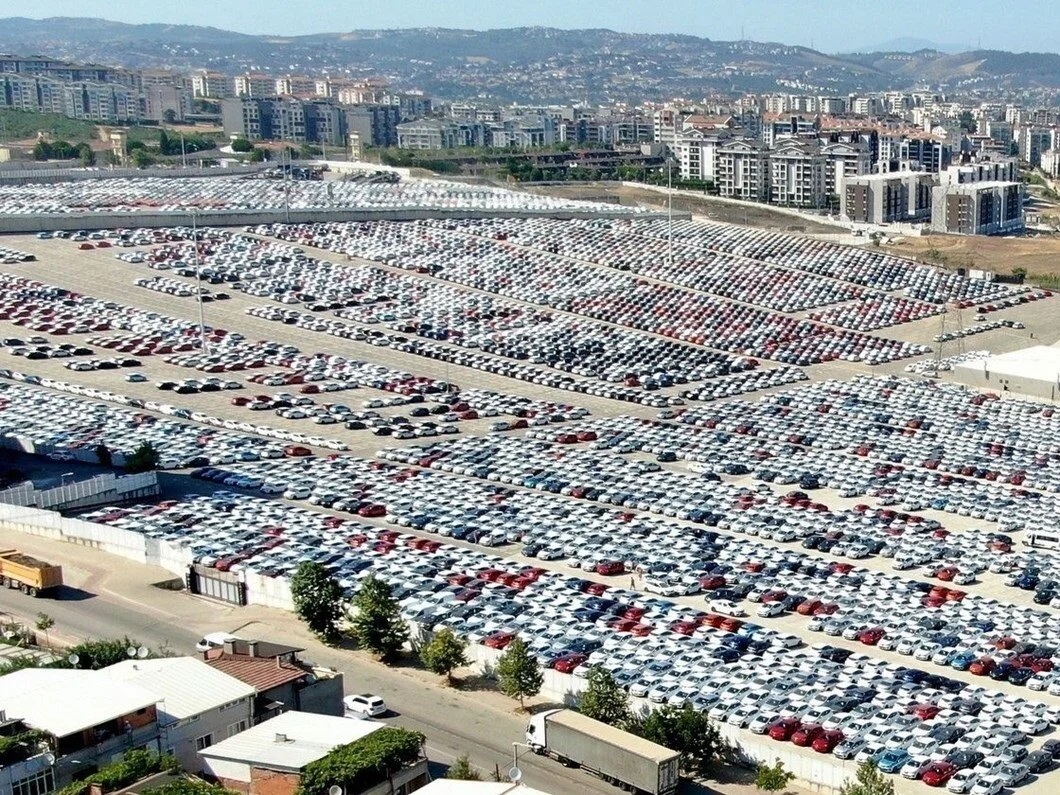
[3,176,1060,793]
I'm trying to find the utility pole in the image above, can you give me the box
[180,131,187,169]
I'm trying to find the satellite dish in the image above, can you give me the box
[67,653,80,666]
[127,646,137,658]
[328,786,343,795]
[508,766,522,783]
[137,646,149,659]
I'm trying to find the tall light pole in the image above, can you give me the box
[191,212,208,355]
[667,156,674,269]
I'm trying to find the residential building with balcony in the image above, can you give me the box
[234,74,277,99]
[821,140,871,196]
[840,171,934,224]
[674,129,733,182]
[716,138,770,201]
[101,658,255,773]
[769,138,827,207]
[930,181,1024,235]
[192,70,232,99]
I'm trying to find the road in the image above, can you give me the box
[0,530,701,795]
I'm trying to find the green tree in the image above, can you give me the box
[230,137,254,153]
[34,613,54,649]
[637,703,729,775]
[131,148,154,169]
[579,665,632,727]
[420,627,468,685]
[839,760,894,795]
[247,147,265,162]
[444,754,482,781]
[290,561,345,643]
[349,576,408,662]
[495,636,542,709]
[298,727,424,795]
[756,758,796,792]
[124,441,159,472]
[77,143,95,167]
[162,109,178,125]
[68,636,144,669]
[95,443,113,467]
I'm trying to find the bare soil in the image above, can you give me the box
[889,232,1060,280]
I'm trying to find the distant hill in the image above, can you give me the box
[2,18,1060,102]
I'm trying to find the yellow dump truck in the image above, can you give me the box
[0,549,63,597]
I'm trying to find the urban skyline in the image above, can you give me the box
[11,0,1060,55]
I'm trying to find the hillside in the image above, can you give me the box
[1,18,1060,101]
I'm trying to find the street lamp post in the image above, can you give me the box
[666,156,674,269]
[191,213,208,355]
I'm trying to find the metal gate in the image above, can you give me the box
[186,566,246,606]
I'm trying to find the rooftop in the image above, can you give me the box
[954,345,1060,383]
[204,650,310,692]
[198,711,380,772]
[101,657,255,722]
[0,669,157,738]
[416,782,554,795]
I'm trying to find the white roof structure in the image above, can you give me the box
[199,711,381,772]
[416,783,554,795]
[0,669,158,738]
[101,657,255,722]
[953,345,1060,384]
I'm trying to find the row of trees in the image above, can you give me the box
[290,564,894,793]
[33,139,95,165]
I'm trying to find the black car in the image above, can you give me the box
[945,749,983,770]
[1043,739,1060,759]
[1027,750,1055,773]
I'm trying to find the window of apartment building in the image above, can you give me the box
[13,768,54,795]
[226,720,248,738]
[195,734,213,751]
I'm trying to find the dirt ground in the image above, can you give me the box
[888,232,1060,280]
[524,183,841,235]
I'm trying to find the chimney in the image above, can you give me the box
[276,656,283,669]
[274,733,288,743]
[247,641,259,657]
[223,640,236,655]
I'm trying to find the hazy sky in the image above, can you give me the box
[12,0,1059,54]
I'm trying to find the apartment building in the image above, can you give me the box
[652,107,680,147]
[144,84,191,121]
[1018,126,1052,166]
[821,140,872,196]
[674,129,733,182]
[345,104,401,147]
[769,138,827,207]
[1041,148,1060,179]
[877,134,951,172]
[840,171,934,224]
[938,158,1020,187]
[275,75,316,98]
[761,114,819,147]
[192,70,232,99]
[716,138,770,201]
[930,181,1024,235]
[233,73,277,98]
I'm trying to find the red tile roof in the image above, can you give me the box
[204,653,308,692]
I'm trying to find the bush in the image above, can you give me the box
[54,751,178,795]
[0,731,47,766]
[230,138,254,153]
[298,727,424,795]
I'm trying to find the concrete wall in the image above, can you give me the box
[167,697,254,773]
[0,165,268,185]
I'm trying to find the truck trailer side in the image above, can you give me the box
[0,548,63,597]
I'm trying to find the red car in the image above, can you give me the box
[812,729,844,753]
[552,653,588,674]
[768,717,801,741]
[969,657,996,676]
[283,444,312,457]
[357,504,387,518]
[921,762,958,787]
[791,724,824,747]
[859,627,886,645]
[796,598,822,615]
[596,561,625,576]
[700,575,727,590]
[911,703,941,720]
[483,631,516,649]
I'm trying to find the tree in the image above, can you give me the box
[131,148,154,169]
[34,613,54,649]
[124,441,159,473]
[162,109,178,125]
[444,754,482,781]
[77,143,95,167]
[68,636,144,669]
[637,703,729,776]
[839,760,894,795]
[349,576,408,662]
[248,147,265,162]
[95,442,113,467]
[495,636,542,709]
[579,665,632,727]
[290,562,345,643]
[756,758,796,792]
[420,627,468,685]
[230,137,254,153]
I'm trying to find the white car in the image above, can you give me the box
[969,775,1004,795]
[344,693,387,718]
[709,599,746,617]
[947,770,978,794]
[195,632,241,653]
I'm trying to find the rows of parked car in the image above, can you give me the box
[258,219,931,366]
[3,175,651,216]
